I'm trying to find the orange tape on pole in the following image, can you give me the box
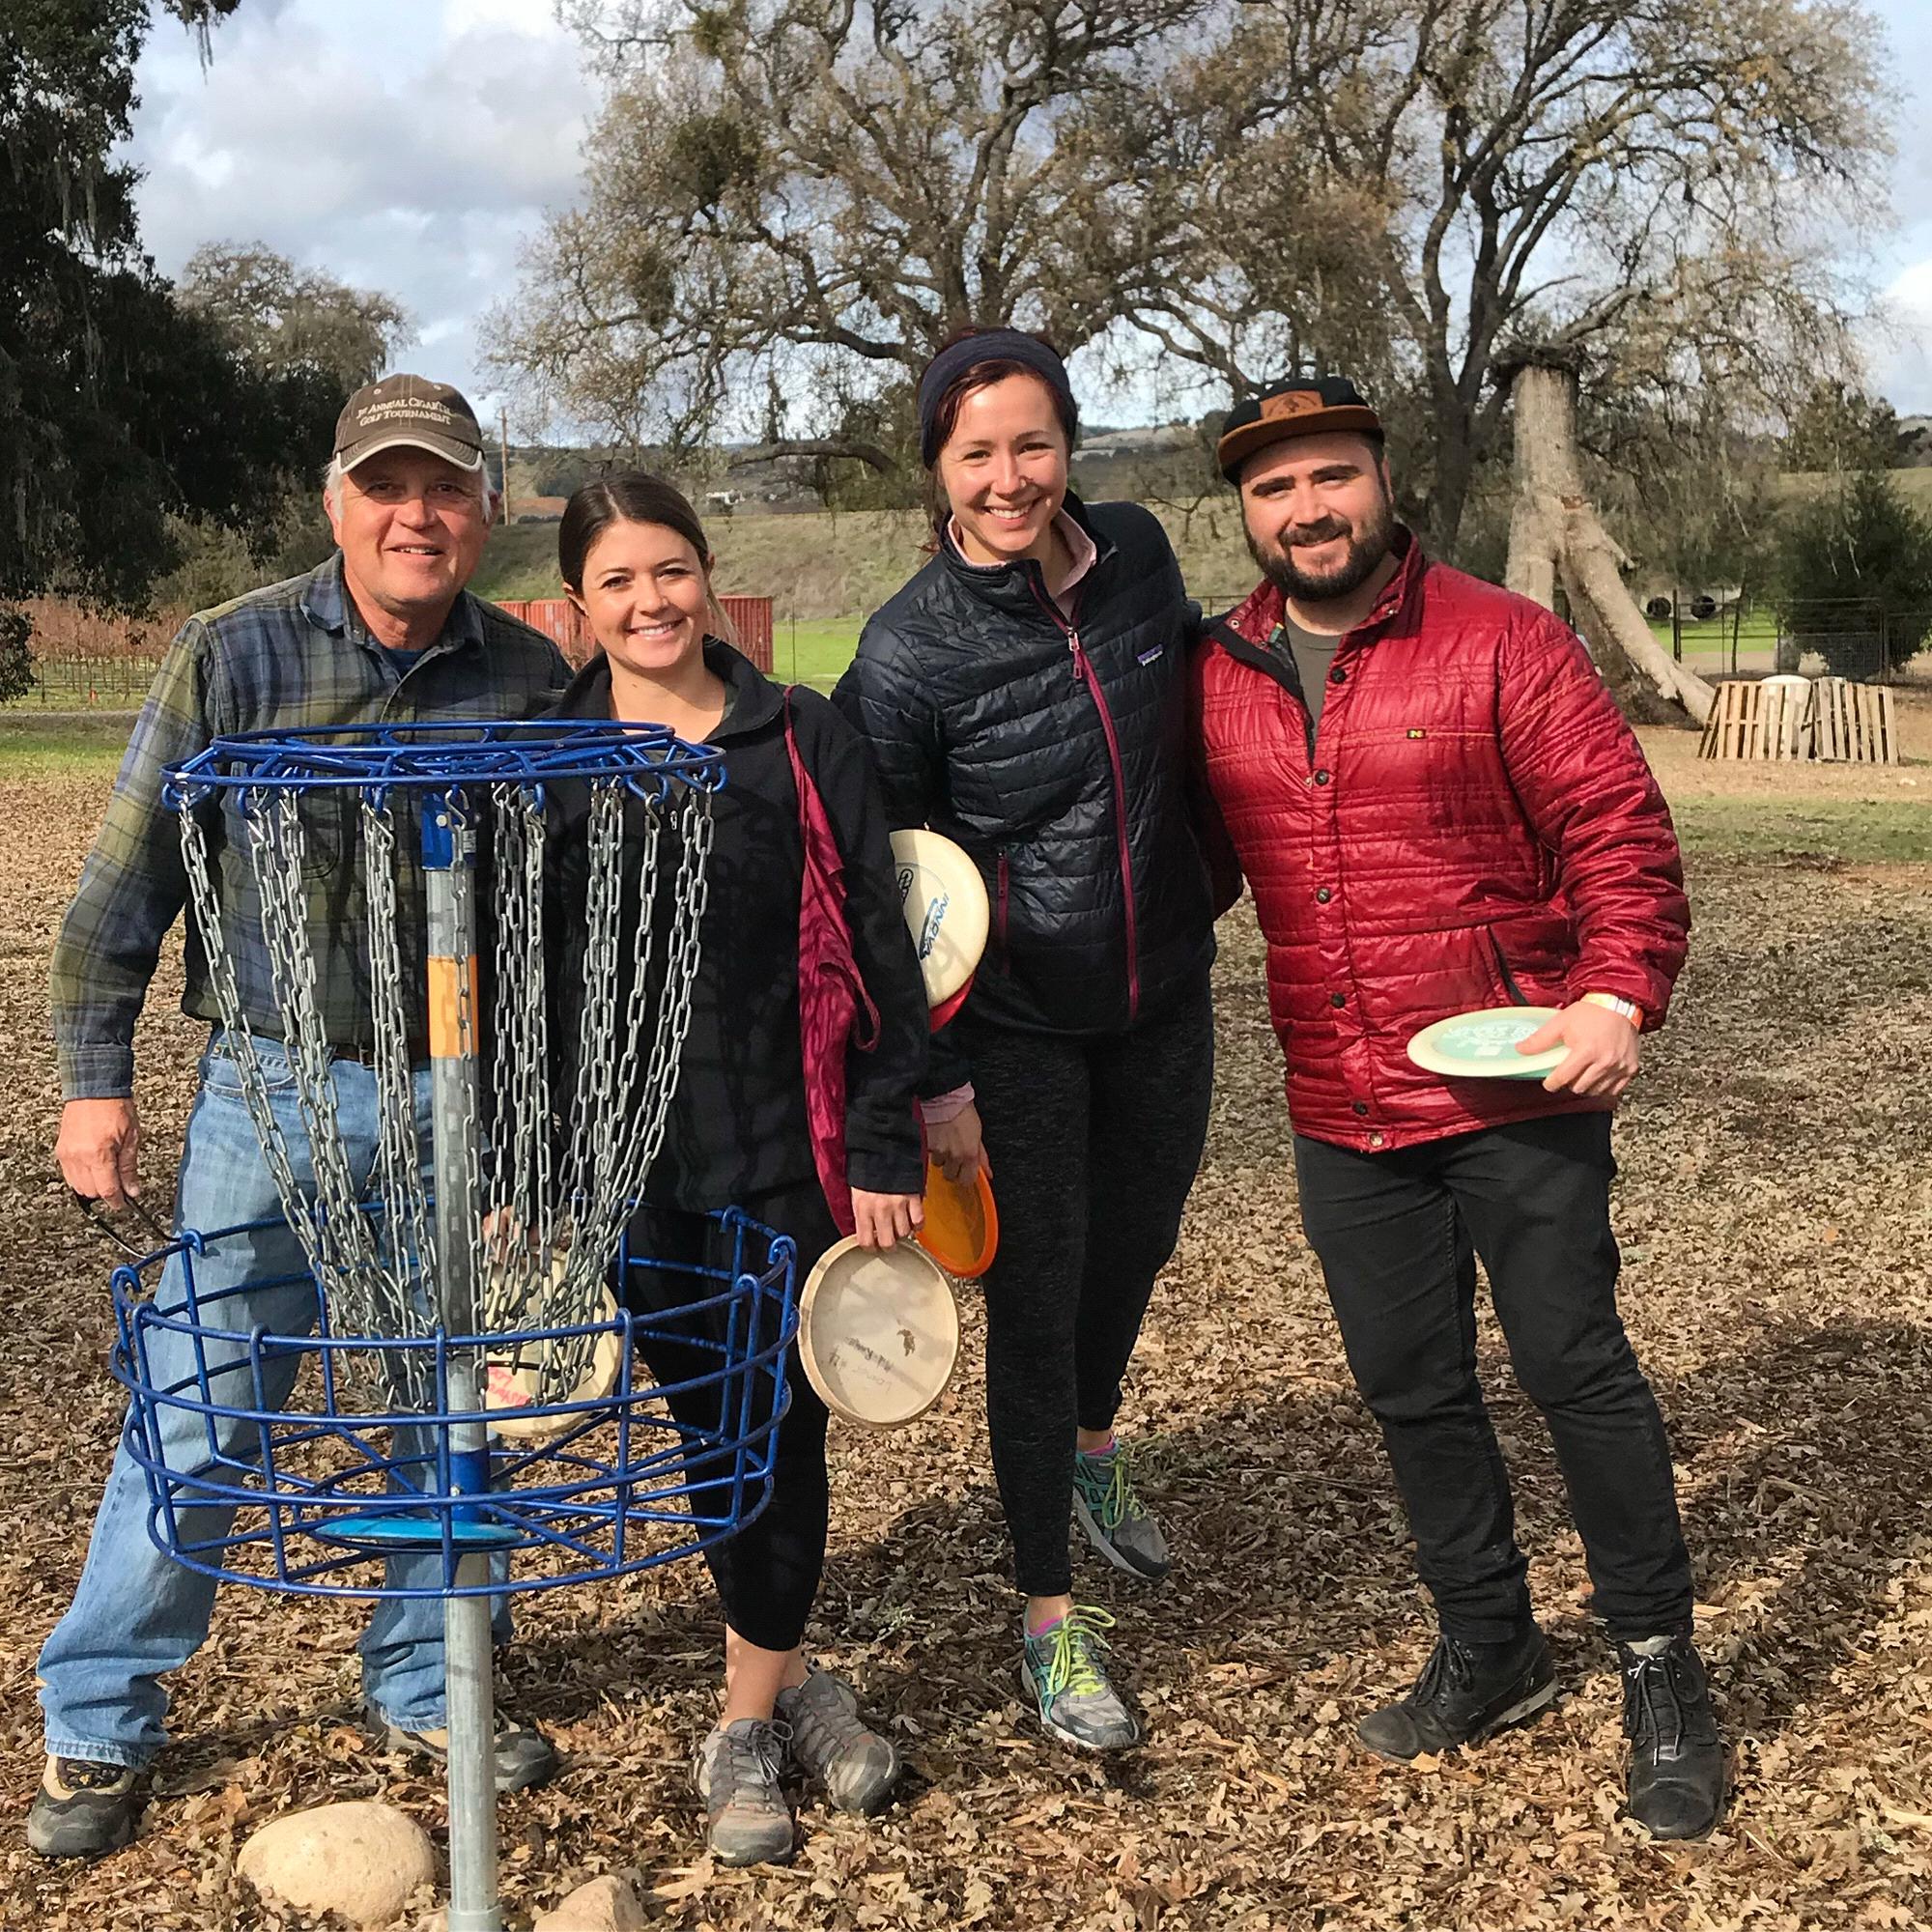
[428,954,479,1060]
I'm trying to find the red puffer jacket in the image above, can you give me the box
[1195,532,1689,1151]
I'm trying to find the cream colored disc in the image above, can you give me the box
[797,1236,960,1429]
[485,1288,626,1442]
[890,828,990,1009]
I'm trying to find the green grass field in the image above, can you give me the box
[0,715,132,777]
[1670,796,1930,865]
[767,618,865,688]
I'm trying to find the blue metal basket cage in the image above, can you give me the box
[111,1207,799,1599]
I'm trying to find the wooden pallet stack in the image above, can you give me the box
[1696,676,1898,764]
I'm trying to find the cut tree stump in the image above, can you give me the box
[1503,354,1716,727]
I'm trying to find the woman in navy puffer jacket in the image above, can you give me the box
[833,329,1218,1755]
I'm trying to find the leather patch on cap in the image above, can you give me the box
[1261,390,1325,422]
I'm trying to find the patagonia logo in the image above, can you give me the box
[1137,642,1165,665]
[1406,727,1428,739]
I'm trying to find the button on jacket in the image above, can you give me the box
[1195,530,1690,1151]
[833,496,1216,1068]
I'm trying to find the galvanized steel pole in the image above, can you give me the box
[423,790,502,1932]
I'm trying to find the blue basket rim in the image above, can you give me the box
[161,718,726,809]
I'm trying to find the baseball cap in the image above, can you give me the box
[1216,375,1383,483]
[333,374,487,473]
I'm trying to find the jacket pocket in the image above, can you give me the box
[1488,931,1529,1007]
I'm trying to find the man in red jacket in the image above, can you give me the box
[1196,375,1723,1838]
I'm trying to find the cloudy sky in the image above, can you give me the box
[123,0,1932,423]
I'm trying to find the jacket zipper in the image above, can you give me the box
[995,852,1010,963]
[1028,579,1141,1020]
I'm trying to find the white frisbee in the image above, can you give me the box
[797,1236,960,1429]
[890,829,989,1012]
[1406,1006,1567,1081]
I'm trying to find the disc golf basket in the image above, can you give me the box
[105,723,798,1932]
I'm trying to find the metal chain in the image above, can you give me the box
[174,742,718,1417]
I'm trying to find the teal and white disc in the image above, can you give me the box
[1406,1006,1566,1081]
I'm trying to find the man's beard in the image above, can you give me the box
[1247,490,1397,605]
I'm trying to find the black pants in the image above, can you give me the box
[965,979,1215,1598]
[1293,1112,1693,1645]
[623,1179,837,1653]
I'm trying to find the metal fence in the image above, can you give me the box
[1653,595,1926,683]
[11,654,161,709]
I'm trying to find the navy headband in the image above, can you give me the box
[917,330,1076,468]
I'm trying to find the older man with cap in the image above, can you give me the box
[1193,376,1724,1837]
[32,376,572,1861]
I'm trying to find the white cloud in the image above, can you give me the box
[122,0,597,412]
[1873,259,1932,417]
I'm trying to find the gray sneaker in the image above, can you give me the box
[371,1706,559,1793]
[694,1718,794,1866]
[1019,1605,1142,1751]
[776,1662,901,1814]
[1072,1440,1171,1581]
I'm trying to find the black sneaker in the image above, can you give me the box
[367,1705,560,1792]
[1356,1625,1557,1760]
[1617,1634,1726,1839]
[27,1756,141,1860]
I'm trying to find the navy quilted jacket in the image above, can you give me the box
[833,497,1216,1061]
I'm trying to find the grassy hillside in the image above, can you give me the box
[472,503,1262,620]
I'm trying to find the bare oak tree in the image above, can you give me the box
[496,0,1212,458]
[1172,0,1889,554]
[498,0,1889,571]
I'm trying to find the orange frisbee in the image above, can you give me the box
[916,1156,999,1280]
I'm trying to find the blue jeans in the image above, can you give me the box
[39,1033,512,1769]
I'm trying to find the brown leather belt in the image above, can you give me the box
[330,1039,431,1066]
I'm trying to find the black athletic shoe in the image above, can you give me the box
[27,1756,141,1861]
[1617,1634,1726,1839]
[1356,1625,1557,1760]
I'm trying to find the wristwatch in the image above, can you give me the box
[1582,991,1644,1028]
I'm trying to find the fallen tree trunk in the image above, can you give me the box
[1503,355,1715,726]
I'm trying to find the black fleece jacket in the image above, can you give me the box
[833,496,1216,1090]
[545,642,927,1211]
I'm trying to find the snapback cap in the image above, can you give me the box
[1217,375,1383,483]
[333,374,486,473]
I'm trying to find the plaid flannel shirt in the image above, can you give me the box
[50,553,573,1100]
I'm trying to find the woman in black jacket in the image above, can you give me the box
[549,475,927,1865]
[833,331,1217,1754]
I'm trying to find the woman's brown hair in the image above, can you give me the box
[558,472,737,646]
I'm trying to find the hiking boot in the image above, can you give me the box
[370,1706,559,1792]
[694,1717,794,1866]
[1356,1625,1556,1760]
[27,1756,141,1861]
[1072,1439,1171,1582]
[1617,1634,1726,1840]
[775,1662,901,1815]
[1019,1605,1141,1751]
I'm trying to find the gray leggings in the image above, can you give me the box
[962,977,1214,1597]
